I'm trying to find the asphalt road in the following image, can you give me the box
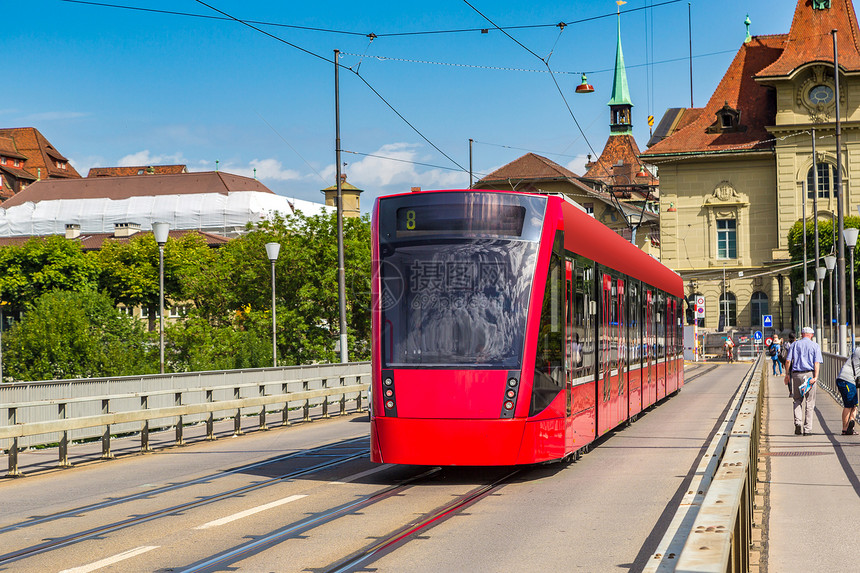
[0,362,749,572]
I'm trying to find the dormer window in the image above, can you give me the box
[707,102,746,133]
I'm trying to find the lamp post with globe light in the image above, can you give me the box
[826,255,837,352]
[844,228,859,347]
[152,222,170,374]
[265,242,281,367]
[806,280,816,331]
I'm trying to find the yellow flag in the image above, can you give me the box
[617,1,627,5]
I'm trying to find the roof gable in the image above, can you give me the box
[478,152,578,183]
[643,35,785,157]
[757,0,860,77]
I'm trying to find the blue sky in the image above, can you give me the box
[12,0,796,211]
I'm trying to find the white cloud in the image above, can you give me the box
[565,154,591,176]
[68,155,109,176]
[22,111,89,121]
[117,150,186,167]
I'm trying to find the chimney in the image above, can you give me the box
[114,222,141,238]
[411,186,421,193]
[65,223,81,239]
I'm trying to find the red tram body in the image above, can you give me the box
[370,190,684,466]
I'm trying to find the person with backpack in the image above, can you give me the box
[835,346,860,435]
[780,333,794,395]
[768,337,783,375]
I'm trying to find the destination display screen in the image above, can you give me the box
[395,204,526,237]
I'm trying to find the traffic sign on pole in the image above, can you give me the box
[763,315,773,328]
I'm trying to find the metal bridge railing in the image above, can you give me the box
[0,362,370,477]
[645,355,765,573]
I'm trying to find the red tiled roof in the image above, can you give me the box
[477,152,579,183]
[757,0,860,77]
[0,229,230,251]
[0,128,81,179]
[0,136,28,161]
[642,35,786,157]
[582,134,658,187]
[88,165,188,177]
[1,171,275,207]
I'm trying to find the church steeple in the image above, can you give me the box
[608,6,633,135]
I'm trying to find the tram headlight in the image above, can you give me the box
[385,389,394,398]
[506,389,516,399]
[386,400,395,409]
[384,377,393,386]
[508,378,518,387]
[504,400,514,410]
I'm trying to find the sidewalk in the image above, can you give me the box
[764,366,860,572]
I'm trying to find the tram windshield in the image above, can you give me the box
[377,192,546,369]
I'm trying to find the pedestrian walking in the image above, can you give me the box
[781,333,794,395]
[768,338,783,375]
[783,326,824,436]
[835,346,860,435]
[724,337,734,363]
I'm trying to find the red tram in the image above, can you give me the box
[370,189,684,465]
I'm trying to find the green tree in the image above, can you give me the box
[0,236,99,313]
[3,290,155,381]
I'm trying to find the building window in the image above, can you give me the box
[0,158,6,165]
[719,292,737,329]
[751,291,768,327]
[583,202,594,215]
[717,219,737,259]
[13,160,20,167]
[807,163,832,198]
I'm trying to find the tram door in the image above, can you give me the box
[666,298,677,393]
[598,272,623,434]
[564,259,574,451]
[616,278,627,426]
[644,289,655,408]
[656,292,667,401]
[628,282,642,417]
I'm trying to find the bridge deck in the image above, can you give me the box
[764,368,860,572]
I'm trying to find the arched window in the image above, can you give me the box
[719,292,737,329]
[807,163,832,199]
[751,291,768,327]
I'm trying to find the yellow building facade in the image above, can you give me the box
[643,0,860,337]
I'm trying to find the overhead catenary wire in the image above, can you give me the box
[191,0,468,175]
[57,0,683,39]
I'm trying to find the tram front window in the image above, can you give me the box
[378,192,545,369]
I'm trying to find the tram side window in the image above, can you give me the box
[571,263,595,379]
[532,240,565,416]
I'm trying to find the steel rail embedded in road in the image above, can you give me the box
[321,469,522,573]
[0,435,368,536]
[0,446,369,566]
[178,467,442,573]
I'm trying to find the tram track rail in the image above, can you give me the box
[178,468,521,573]
[0,438,372,566]
[0,435,369,537]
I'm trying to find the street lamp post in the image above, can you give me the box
[806,280,816,330]
[152,222,170,374]
[265,242,281,368]
[844,228,858,348]
[826,254,837,352]
[817,266,827,342]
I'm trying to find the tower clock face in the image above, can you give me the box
[808,84,834,105]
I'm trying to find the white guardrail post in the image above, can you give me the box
[0,363,370,477]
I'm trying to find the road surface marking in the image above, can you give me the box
[195,495,307,530]
[59,546,159,573]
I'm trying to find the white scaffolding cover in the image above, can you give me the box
[0,192,331,237]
